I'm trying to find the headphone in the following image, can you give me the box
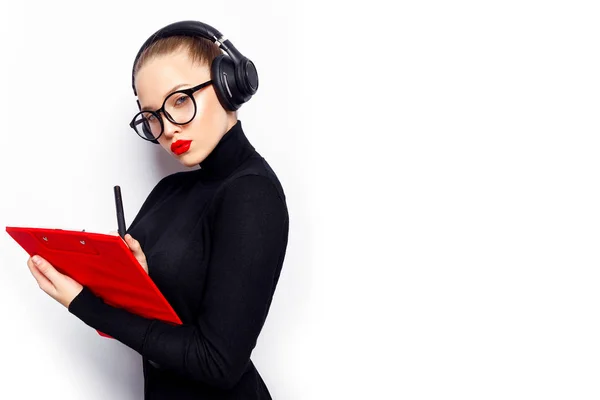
[131,20,258,119]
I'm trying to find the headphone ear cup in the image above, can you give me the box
[237,58,259,96]
[211,54,244,111]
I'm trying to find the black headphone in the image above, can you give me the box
[131,20,259,114]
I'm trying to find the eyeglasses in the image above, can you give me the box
[129,80,213,141]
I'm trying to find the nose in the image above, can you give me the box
[160,112,181,139]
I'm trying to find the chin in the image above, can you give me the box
[178,156,201,168]
[176,150,205,168]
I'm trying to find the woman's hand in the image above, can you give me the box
[109,231,149,274]
[27,255,83,309]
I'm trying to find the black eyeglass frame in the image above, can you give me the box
[129,79,213,141]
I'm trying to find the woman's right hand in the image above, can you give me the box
[108,231,149,274]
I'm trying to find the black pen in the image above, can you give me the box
[114,185,126,239]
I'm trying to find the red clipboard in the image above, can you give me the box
[5,226,182,338]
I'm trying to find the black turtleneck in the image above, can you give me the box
[67,120,289,399]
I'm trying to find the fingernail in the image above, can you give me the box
[32,256,41,265]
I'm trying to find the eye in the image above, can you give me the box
[175,95,189,106]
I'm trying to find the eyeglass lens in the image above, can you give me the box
[132,91,196,140]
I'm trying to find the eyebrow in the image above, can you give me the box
[141,83,191,111]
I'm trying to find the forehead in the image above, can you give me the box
[135,49,211,110]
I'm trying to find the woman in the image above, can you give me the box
[26,20,289,399]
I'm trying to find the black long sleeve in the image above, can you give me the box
[69,175,286,388]
[67,120,289,398]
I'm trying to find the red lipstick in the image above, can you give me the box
[171,140,192,155]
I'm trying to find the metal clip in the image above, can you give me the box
[213,35,227,47]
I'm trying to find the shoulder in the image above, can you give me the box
[220,155,287,203]
[208,166,288,224]
[219,174,285,206]
[207,174,289,236]
[140,174,174,204]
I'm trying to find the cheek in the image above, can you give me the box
[200,85,227,116]
[196,93,217,116]
[189,95,222,131]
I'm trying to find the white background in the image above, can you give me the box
[1,1,599,399]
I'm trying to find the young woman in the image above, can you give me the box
[26,20,289,399]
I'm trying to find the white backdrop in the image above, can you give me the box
[1,1,600,399]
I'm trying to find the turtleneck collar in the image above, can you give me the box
[197,119,255,180]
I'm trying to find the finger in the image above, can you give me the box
[125,234,143,254]
[31,256,63,286]
[110,230,132,250]
[27,257,55,293]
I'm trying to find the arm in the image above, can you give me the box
[68,175,289,389]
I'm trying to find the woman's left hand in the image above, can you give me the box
[27,255,83,309]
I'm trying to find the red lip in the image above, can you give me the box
[171,140,192,155]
